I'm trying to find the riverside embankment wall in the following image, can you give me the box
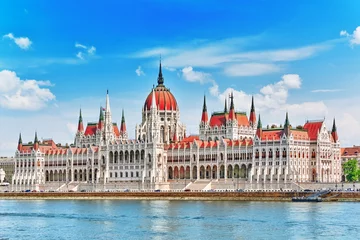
[1,192,360,201]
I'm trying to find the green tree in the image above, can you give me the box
[343,159,359,182]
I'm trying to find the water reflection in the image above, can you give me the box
[1,200,360,240]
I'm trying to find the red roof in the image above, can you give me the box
[291,130,309,140]
[84,123,97,136]
[260,129,283,140]
[303,121,323,140]
[341,146,360,156]
[144,86,178,111]
[182,135,199,142]
[113,124,120,137]
[209,112,249,127]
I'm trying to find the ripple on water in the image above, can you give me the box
[0,201,359,240]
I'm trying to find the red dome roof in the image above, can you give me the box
[144,61,178,111]
[144,86,178,111]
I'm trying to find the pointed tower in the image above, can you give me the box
[104,90,114,143]
[17,133,22,151]
[33,131,39,151]
[256,114,262,139]
[157,59,164,86]
[149,87,159,142]
[284,112,291,137]
[331,118,338,142]
[224,98,228,113]
[98,106,104,130]
[201,95,209,123]
[228,92,235,120]
[150,87,157,110]
[120,109,127,139]
[77,109,84,132]
[249,96,256,127]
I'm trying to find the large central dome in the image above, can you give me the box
[144,62,178,111]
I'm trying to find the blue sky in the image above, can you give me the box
[0,0,360,156]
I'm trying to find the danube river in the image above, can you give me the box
[0,200,359,239]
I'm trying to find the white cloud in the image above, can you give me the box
[132,38,331,71]
[0,70,55,110]
[76,52,84,60]
[135,66,145,76]
[311,89,342,93]
[340,26,360,45]
[75,43,96,60]
[224,63,281,77]
[88,46,96,55]
[181,66,219,96]
[3,33,32,50]
[182,66,211,83]
[340,30,349,37]
[75,43,87,49]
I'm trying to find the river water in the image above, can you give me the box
[0,200,359,239]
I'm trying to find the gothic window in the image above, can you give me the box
[269,149,273,159]
[255,149,259,159]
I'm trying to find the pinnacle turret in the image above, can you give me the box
[331,118,338,142]
[201,95,208,123]
[249,95,256,127]
[77,109,84,132]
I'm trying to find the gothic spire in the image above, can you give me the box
[251,95,255,112]
[229,92,235,120]
[224,98,228,113]
[249,95,256,127]
[34,131,39,150]
[257,114,262,129]
[201,95,208,123]
[284,112,291,137]
[120,109,127,134]
[256,114,262,139]
[17,133,22,151]
[332,118,337,132]
[157,59,164,86]
[151,87,157,110]
[77,108,84,132]
[34,131,38,143]
[284,112,290,128]
[105,90,111,113]
[98,106,104,129]
[332,118,338,142]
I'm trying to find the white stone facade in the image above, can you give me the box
[12,64,342,190]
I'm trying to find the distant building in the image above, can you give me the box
[12,62,342,190]
[0,157,15,183]
[341,146,360,180]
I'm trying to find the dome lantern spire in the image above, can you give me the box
[157,57,164,86]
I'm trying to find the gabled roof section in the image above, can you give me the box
[303,120,323,140]
[84,123,97,136]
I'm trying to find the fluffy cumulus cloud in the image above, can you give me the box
[135,66,145,76]
[224,63,281,77]
[0,70,55,110]
[340,26,360,45]
[3,33,32,50]
[182,66,219,96]
[75,42,96,60]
